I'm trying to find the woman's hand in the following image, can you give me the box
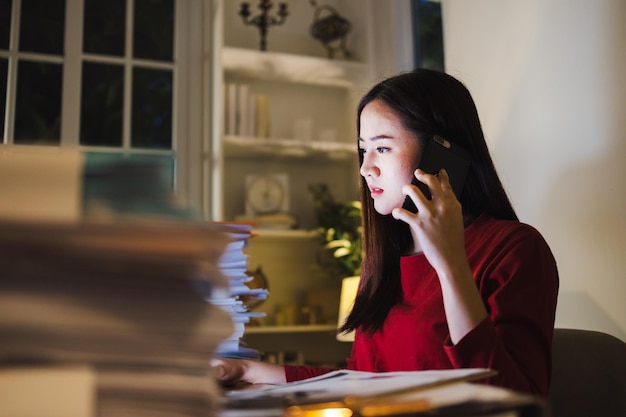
[393,169,466,272]
[211,358,286,386]
[392,169,487,343]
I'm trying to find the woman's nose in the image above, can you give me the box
[360,155,378,178]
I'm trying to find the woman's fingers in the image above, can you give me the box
[436,169,452,192]
[398,169,457,219]
[210,358,245,386]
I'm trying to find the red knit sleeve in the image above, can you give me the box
[444,223,559,396]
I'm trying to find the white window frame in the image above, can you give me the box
[1,0,211,217]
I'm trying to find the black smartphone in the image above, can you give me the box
[402,135,471,213]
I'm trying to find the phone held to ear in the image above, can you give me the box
[402,135,471,213]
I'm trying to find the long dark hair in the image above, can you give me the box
[340,69,518,335]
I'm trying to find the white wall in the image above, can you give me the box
[369,0,415,79]
[442,0,626,341]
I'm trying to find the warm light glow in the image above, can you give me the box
[288,406,353,417]
[336,276,359,342]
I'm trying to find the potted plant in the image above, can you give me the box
[308,183,362,280]
[309,183,361,336]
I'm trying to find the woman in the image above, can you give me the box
[213,69,559,396]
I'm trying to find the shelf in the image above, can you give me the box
[223,135,356,161]
[244,324,337,334]
[215,2,370,365]
[222,47,369,88]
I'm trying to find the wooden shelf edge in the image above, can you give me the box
[222,46,369,88]
[223,135,356,160]
[244,324,338,334]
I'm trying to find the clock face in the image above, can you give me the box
[246,174,288,215]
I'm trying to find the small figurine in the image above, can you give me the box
[309,1,351,59]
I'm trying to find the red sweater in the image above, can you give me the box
[284,215,559,396]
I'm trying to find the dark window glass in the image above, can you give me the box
[80,62,124,146]
[412,0,444,71]
[14,60,63,144]
[83,0,126,56]
[0,58,7,139]
[0,0,11,49]
[131,67,172,149]
[134,0,174,61]
[19,0,65,55]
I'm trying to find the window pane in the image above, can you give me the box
[83,0,126,56]
[131,67,172,149]
[134,0,174,61]
[19,0,65,55]
[0,0,11,49]
[412,0,444,71]
[80,62,124,147]
[14,60,62,144]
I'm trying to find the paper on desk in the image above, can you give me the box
[285,382,538,417]
[225,368,496,405]
[353,380,529,409]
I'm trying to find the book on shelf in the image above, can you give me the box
[225,82,238,137]
[223,82,270,138]
[255,94,271,139]
[237,83,251,137]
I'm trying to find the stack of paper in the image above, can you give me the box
[0,149,239,416]
[210,223,268,360]
[0,218,234,417]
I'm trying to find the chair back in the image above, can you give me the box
[549,328,626,417]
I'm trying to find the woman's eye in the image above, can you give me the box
[358,148,366,154]
[377,146,390,153]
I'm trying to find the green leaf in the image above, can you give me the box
[333,247,351,258]
[325,239,351,249]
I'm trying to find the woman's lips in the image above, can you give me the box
[370,187,383,197]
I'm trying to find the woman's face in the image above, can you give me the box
[359,99,422,215]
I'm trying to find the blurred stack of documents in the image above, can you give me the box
[0,218,235,417]
[211,223,268,360]
[0,148,237,416]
